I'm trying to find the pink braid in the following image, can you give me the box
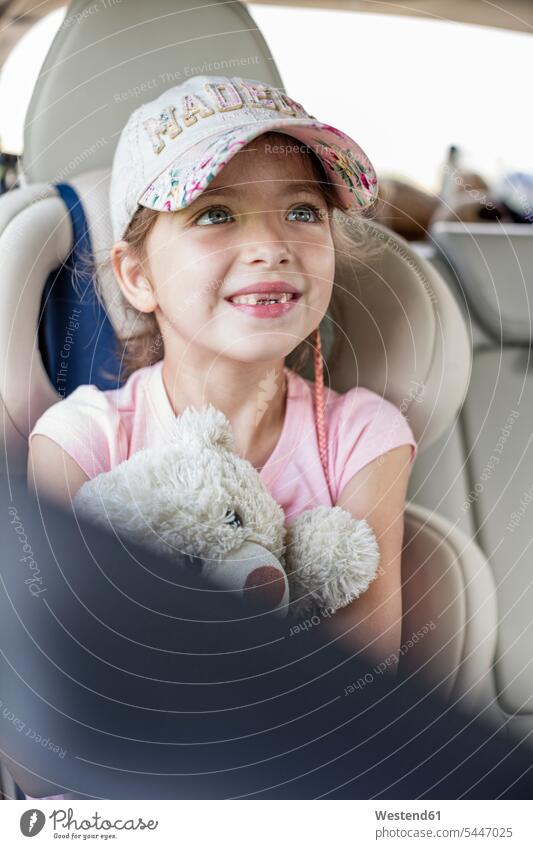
[313,327,333,502]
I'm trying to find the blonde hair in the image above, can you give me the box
[97,131,378,382]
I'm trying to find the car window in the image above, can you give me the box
[249,4,532,193]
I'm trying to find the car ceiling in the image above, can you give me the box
[0,0,531,66]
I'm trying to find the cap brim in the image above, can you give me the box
[136,117,378,216]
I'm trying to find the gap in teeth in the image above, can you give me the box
[231,292,295,305]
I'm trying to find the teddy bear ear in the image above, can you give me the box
[173,404,235,451]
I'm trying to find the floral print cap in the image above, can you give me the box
[110,75,379,242]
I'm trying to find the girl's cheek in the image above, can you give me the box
[309,284,333,313]
[185,296,221,326]
[310,230,334,258]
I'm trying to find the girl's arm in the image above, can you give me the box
[325,444,413,676]
[27,435,89,509]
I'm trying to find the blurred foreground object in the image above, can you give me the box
[2,477,533,800]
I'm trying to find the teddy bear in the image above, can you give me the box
[72,405,380,619]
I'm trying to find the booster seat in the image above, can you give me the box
[0,0,510,798]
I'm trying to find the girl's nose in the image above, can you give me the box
[243,239,291,267]
[239,216,292,266]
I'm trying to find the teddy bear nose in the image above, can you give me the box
[243,566,286,611]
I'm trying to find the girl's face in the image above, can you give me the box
[133,138,335,365]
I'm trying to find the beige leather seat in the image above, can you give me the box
[409,220,533,753]
[0,0,506,798]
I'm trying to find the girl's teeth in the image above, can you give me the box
[231,292,295,305]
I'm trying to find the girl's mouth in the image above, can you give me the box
[226,291,301,319]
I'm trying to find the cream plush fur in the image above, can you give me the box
[73,405,380,617]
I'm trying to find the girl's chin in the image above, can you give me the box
[216,328,313,359]
[221,347,295,364]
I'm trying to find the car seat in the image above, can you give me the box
[409,220,533,756]
[0,0,507,798]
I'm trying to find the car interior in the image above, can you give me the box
[0,0,532,799]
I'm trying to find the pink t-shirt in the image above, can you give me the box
[30,361,417,518]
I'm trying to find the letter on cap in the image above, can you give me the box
[143,105,183,154]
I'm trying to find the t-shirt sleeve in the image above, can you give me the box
[29,385,125,479]
[331,388,418,501]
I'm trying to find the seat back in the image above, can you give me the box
[419,221,533,732]
[401,503,501,724]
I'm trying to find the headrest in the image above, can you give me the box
[23,0,282,183]
[431,221,533,346]
[330,221,471,451]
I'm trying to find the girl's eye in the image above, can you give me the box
[195,207,233,226]
[286,204,322,223]
[195,204,324,226]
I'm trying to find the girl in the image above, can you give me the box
[28,75,417,670]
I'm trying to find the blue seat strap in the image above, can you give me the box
[38,182,122,395]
